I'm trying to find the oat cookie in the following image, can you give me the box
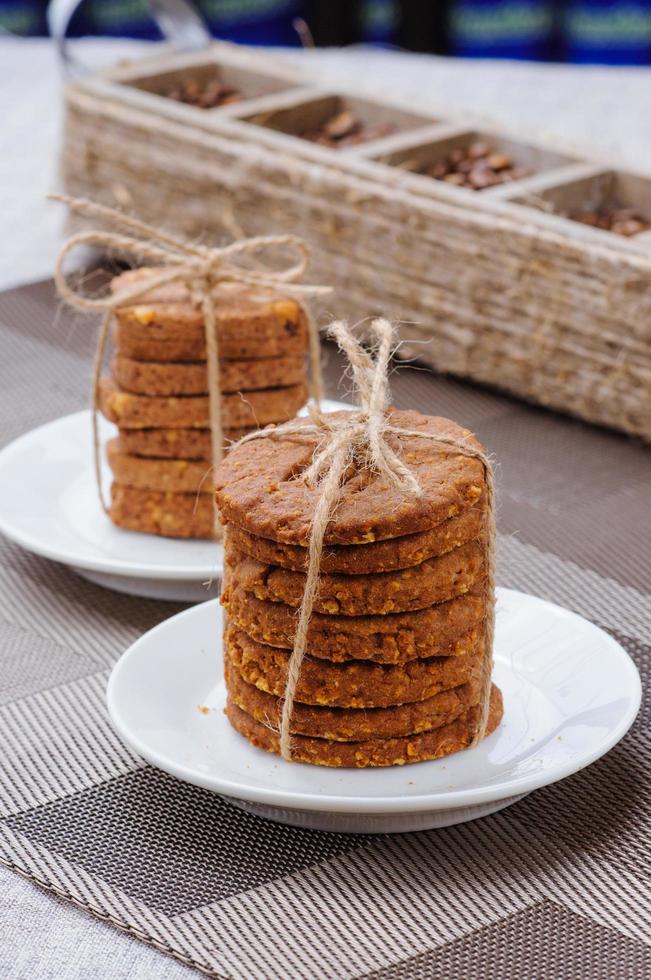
[226,684,503,767]
[225,625,482,708]
[107,440,213,493]
[225,658,481,740]
[99,377,308,429]
[221,580,485,663]
[226,500,485,574]
[110,484,213,539]
[116,426,254,461]
[214,409,485,545]
[112,354,306,397]
[226,541,484,616]
[111,268,308,361]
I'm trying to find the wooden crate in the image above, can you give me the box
[60,42,651,440]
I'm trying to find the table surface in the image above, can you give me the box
[1,38,650,980]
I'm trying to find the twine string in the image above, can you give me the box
[235,318,496,760]
[50,194,329,529]
[194,275,224,514]
[91,312,114,513]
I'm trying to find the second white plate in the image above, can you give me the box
[0,401,347,601]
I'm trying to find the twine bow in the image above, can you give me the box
[234,318,496,760]
[50,194,330,532]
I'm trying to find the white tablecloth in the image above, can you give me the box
[1,37,650,980]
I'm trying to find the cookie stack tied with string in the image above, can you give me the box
[215,319,503,768]
[50,195,330,544]
[99,268,311,538]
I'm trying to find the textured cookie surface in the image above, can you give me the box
[226,684,502,767]
[226,658,480,741]
[110,484,213,539]
[111,268,308,361]
[214,409,485,545]
[99,377,307,429]
[107,440,213,493]
[227,501,485,574]
[221,580,485,663]
[112,354,306,397]
[226,625,482,708]
[116,426,254,461]
[226,541,484,615]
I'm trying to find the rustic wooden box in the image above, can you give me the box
[60,42,651,440]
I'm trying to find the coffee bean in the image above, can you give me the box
[468,140,490,159]
[323,110,359,140]
[612,220,647,236]
[419,140,530,190]
[301,109,396,149]
[430,162,450,179]
[468,167,498,189]
[165,76,243,109]
[486,152,511,171]
[570,206,650,236]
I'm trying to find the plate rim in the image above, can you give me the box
[106,587,642,814]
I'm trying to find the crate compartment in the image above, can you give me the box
[243,94,436,149]
[121,61,292,109]
[512,170,651,238]
[373,130,574,191]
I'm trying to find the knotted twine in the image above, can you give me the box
[233,318,496,760]
[50,194,330,534]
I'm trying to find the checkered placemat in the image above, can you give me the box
[0,280,649,979]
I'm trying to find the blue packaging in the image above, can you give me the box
[562,1,651,64]
[449,0,556,59]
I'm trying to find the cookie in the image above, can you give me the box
[221,580,485,663]
[112,354,306,397]
[225,625,483,708]
[214,409,485,545]
[226,500,485,574]
[225,657,481,741]
[110,484,213,539]
[225,541,484,616]
[110,268,308,361]
[225,684,503,767]
[99,377,308,430]
[107,439,213,493]
[115,426,253,461]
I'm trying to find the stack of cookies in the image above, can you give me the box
[99,268,310,538]
[215,408,502,768]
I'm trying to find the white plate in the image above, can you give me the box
[0,402,347,602]
[106,588,641,833]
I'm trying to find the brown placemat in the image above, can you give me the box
[0,279,649,979]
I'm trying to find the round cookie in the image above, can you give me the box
[107,440,214,493]
[225,625,483,708]
[112,354,306,397]
[226,684,503,767]
[213,409,485,546]
[110,268,308,361]
[227,500,485,574]
[110,484,213,539]
[116,426,254,461]
[225,658,481,741]
[221,581,485,663]
[226,541,484,616]
[99,377,308,430]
